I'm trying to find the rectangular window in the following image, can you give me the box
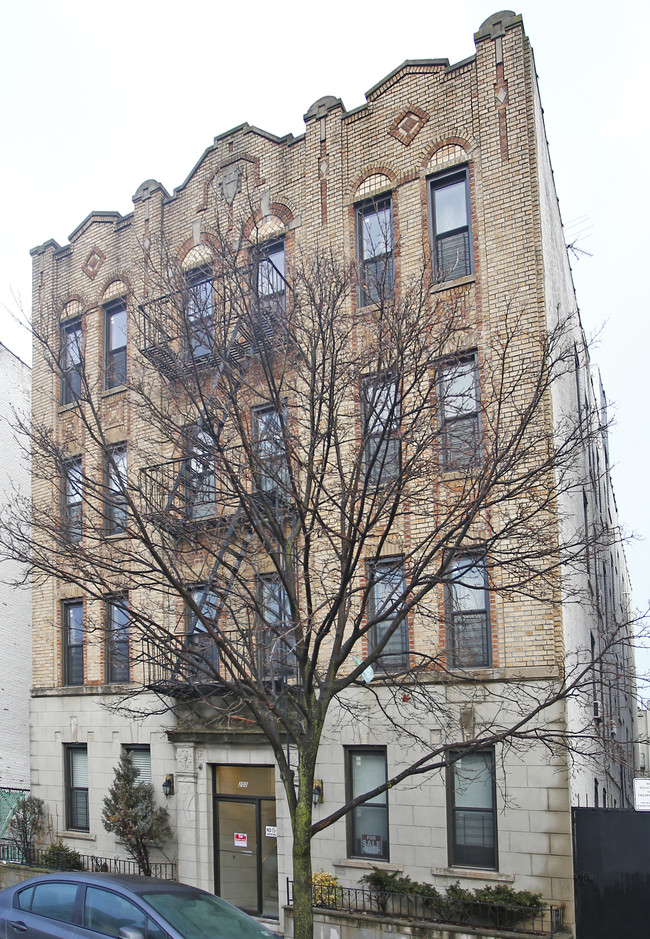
[254,238,286,330]
[184,269,214,359]
[429,168,472,282]
[62,457,82,543]
[346,748,389,861]
[123,745,151,784]
[357,196,394,305]
[439,353,480,466]
[63,600,84,686]
[105,300,127,389]
[185,428,216,519]
[106,444,127,534]
[253,405,288,495]
[66,744,89,831]
[186,585,220,675]
[61,318,82,405]
[363,377,400,484]
[258,574,294,681]
[447,556,490,668]
[106,597,129,684]
[368,559,409,670]
[448,750,497,869]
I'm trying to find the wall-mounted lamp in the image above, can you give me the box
[162,773,175,797]
[312,780,323,806]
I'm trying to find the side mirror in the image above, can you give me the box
[118,928,146,939]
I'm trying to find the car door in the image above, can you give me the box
[74,886,169,939]
[5,881,81,939]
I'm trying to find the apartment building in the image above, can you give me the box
[27,11,634,932]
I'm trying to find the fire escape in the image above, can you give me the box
[136,244,293,698]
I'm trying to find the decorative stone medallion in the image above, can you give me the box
[82,247,106,280]
[388,106,430,146]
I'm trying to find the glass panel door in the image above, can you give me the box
[217,801,257,912]
[260,799,278,917]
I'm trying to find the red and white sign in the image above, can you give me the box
[234,832,248,848]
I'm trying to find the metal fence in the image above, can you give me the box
[0,841,175,880]
[287,881,564,937]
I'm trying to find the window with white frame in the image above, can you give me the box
[123,745,151,784]
[429,167,473,282]
[439,353,480,467]
[448,750,497,869]
[357,196,394,305]
[368,558,409,670]
[446,555,490,668]
[346,748,389,861]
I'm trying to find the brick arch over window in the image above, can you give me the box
[175,237,218,273]
[100,276,131,303]
[420,136,476,170]
[243,203,295,242]
[60,296,85,319]
[350,167,397,200]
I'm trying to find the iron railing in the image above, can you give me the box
[287,881,564,937]
[0,841,175,879]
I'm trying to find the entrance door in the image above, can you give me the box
[214,765,278,918]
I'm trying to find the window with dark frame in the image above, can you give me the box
[104,300,127,389]
[253,238,286,331]
[357,196,394,306]
[253,405,289,496]
[184,268,214,360]
[65,743,89,831]
[448,750,497,869]
[185,428,217,519]
[63,599,84,686]
[61,318,82,405]
[429,167,473,282]
[62,457,82,543]
[258,574,295,682]
[106,596,130,684]
[186,585,220,676]
[446,555,490,668]
[362,377,401,485]
[439,353,480,467]
[346,748,389,861]
[368,558,409,671]
[106,444,127,535]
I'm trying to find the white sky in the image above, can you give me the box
[1,0,649,674]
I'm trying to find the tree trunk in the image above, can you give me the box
[291,764,315,939]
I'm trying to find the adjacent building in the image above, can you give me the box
[28,11,635,933]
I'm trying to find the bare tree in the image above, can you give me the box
[4,216,637,939]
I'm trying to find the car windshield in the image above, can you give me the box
[142,890,274,939]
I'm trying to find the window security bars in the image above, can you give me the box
[286,880,563,937]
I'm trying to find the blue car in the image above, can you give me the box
[0,873,280,938]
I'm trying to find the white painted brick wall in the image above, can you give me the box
[0,342,31,788]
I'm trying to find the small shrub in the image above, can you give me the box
[42,840,84,871]
[312,870,339,907]
[7,796,46,865]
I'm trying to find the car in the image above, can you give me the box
[0,872,281,938]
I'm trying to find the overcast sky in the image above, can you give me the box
[1,0,648,676]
